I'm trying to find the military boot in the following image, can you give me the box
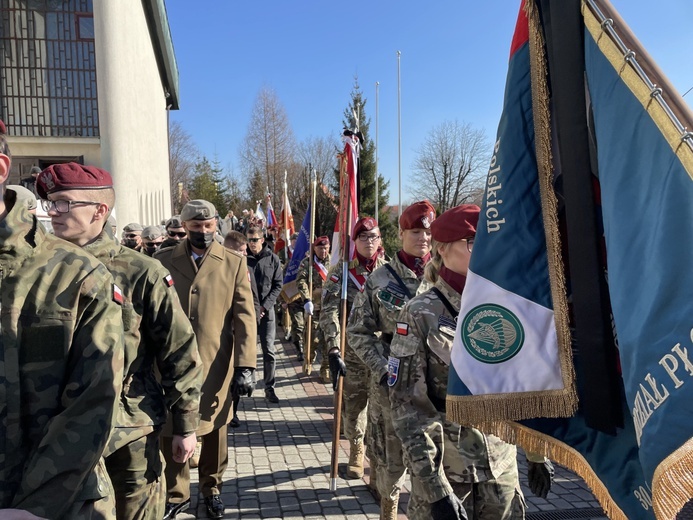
[320,366,331,384]
[295,341,304,362]
[346,440,365,479]
[380,493,399,520]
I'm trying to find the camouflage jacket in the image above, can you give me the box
[389,277,517,502]
[320,256,387,352]
[0,202,124,518]
[85,231,202,448]
[347,253,431,382]
[296,254,331,311]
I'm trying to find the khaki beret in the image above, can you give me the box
[123,223,144,233]
[142,225,165,240]
[181,199,216,221]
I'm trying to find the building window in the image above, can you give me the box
[0,0,99,137]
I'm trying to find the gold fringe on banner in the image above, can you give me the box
[652,438,693,520]
[478,421,628,520]
[525,0,578,415]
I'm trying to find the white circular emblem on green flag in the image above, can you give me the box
[461,304,525,364]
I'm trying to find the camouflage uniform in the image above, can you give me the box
[320,256,386,447]
[296,254,330,370]
[347,254,431,502]
[389,277,525,520]
[85,230,203,520]
[0,201,124,519]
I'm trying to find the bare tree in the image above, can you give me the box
[411,120,490,213]
[168,120,199,215]
[239,87,297,204]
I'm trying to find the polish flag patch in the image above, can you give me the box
[112,284,124,305]
[330,274,339,283]
[164,274,174,287]
[396,322,409,336]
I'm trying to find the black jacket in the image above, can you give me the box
[246,243,283,314]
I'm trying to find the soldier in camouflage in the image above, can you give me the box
[297,236,331,383]
[0,122,124,519]
[389,204,552,519]
[347,201,437,519]
[321,217,386,481]
[36,163,203,520]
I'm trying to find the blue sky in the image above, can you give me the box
[166,1,692,205]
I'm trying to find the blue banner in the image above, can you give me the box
[280,202,311,302]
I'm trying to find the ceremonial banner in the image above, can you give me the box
[280,201,311,303]
[265,193,278,228]
[448,0,693,518]
[275,188,295,254]
[330,134,359,266]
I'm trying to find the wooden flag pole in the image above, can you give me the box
[303,171,317,375]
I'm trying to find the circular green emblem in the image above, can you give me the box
[461,304,525,364]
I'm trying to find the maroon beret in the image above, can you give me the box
[430,204,480,243]
[313,236,330,247]
[400,200,436,230]
[352,216,378,240]
[35,162,113,199]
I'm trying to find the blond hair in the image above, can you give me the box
[424,240,448,284]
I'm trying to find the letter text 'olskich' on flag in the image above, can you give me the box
[447,0,693,518]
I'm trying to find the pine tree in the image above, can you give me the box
[330,80,399,256]
[189,155,229,216]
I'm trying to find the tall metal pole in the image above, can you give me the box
[397,51,402,219]
[375,81,380,219]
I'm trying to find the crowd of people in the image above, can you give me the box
[0,118,555,520]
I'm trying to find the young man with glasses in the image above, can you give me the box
[36,162,203,520]
[245,226,284,403]
[160,215,187,249]
[321,217,387,482]
[347,201,437,518]
[297,236,332,383]
[0,125,124,519]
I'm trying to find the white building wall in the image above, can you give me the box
[93,0,172,229]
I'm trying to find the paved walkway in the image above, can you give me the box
[177,334,607,519]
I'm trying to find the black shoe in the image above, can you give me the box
[163,499,190,519]
[265,387,279,403]
[297,351,304,362]
[204,494,224,519]
[229,414,241,428]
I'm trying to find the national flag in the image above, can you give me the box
[275,187,295,254]
[266,191,278,228]
[112,284,124,304]
[254,202,266,226]
[447,0,693,518]
[280,201,311,303]
[163,274,174,287]
[330,133,359,267]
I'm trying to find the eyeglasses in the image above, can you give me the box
[124,233,140,239]
[41,199,100,214]
[168,231,187,238]
[463,237,475,253]
[248,237,262,243]
[357,234,381,243]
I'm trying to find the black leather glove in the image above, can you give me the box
[379,373,389,391]
[328,351,347,390]
[430,494,467,520]
[231,367,256,397]
[528,459,554,498]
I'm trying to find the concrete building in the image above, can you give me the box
[0,0,178,229]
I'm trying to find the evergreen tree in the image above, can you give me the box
[189,155,230,215]
[329,80,398,257]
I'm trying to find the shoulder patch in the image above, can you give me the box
[438,315,456,337]
[330,274,339,283]
[113,284,124,305]
[396,322,409,336]
[387,356,400,386]
[164,274,175,287]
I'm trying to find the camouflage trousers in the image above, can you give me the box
[367,380,406,501]
[58,459,117,520]
[289,301,304,348]
[407,462,526,520]
[304,310,327,370]
[342,342,369,445]
[104,429,165,520]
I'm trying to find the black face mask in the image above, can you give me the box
[144,245,159,255]
[124,239,139,249]
[188,231,215,250]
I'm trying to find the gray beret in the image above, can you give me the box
[123,222,144,232]
[107,215,117,228]
[181,199,216,222]
[8,185,37,211]
[142,225,164,240]
[165,215,183,229]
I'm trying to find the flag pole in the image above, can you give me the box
[375,81,380,219]
[397,50,402,219]
[330,149,353,492]
[303,170,317,375]
[282,171,292,334]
